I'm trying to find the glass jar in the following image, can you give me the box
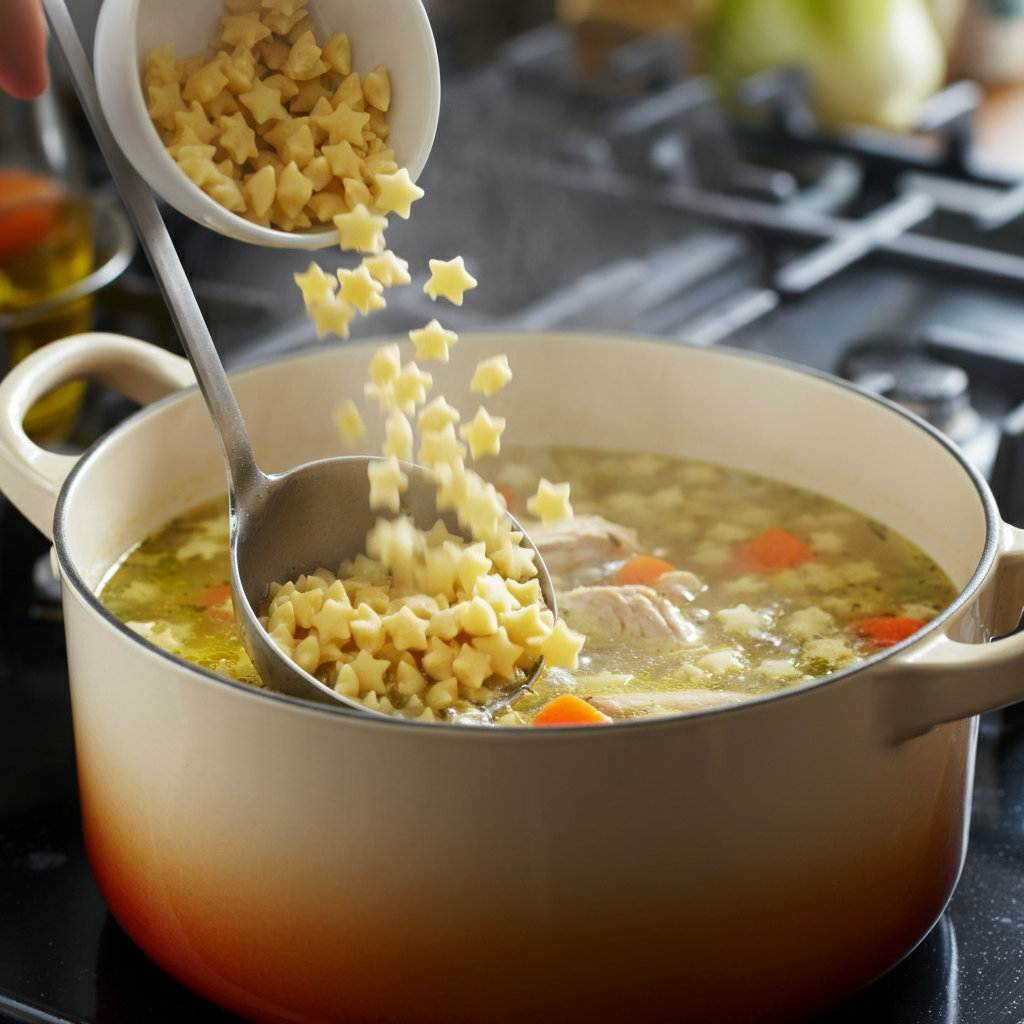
[0,85,94,441]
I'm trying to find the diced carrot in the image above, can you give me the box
[198,583,235,622]
[851,617,926,648]
[533,694,612,727]
[736,528,812,575]
[614,555,677,587]
[496,486,518,513]
[0,170,60,262]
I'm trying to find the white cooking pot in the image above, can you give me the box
[1,331,1023,1024]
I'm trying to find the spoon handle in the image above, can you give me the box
[41,0,264,504]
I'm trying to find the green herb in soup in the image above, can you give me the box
[98,446,958,726]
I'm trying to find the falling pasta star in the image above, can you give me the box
[368,455,409,513]
[308,295,355,339]
[363,250,411,288]
[334,204,388,254]
[423,256,478,306]
[337,265,386,315]
[374,168,425,219]
[459,407,505,460]
[409,319,458,362]
[294,261,337,308]
[470,355,512,397]
[527,478,573,526]
[332,399,366,444]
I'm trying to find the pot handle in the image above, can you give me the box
[0,333,195,540]
[882,521,1024,742]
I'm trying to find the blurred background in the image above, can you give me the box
[10,2,1024,1021]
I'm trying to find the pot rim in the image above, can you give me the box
[52,330,1003,736]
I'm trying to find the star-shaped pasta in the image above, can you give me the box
[294,261,336,308]
[382,605,429,652]
[312,101,369,146]
[470,355,512,396]
[490,536,538,582]
[459,407,505,460]
[363,250,411,288]
[368,455,408,512]
[471,627,524,678]
[374,168,424,219]
[416,396,460,433]
[334,204,388,254]
[332,399,365,444]
[418,424,466,468]
[349,647,390,693]
[423,256,478,306]
[308,296,354,339]
[394,362,433,412]
[531,619,586,670]
[452,642,493,690]
[527,478,573,526]
[499,604,551,646]
[369,344,402,386]
[337,265,386,315]
[409,319,458,363]
[383,410,413,461]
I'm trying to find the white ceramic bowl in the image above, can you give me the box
[2,331,1024,1023]
[93,0,440,248]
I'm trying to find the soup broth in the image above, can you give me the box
[98,446,958,725]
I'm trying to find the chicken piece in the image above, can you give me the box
[655,570,703,604]
[560,585,700,644]
[589,690,749,717]
[528,514,643,579]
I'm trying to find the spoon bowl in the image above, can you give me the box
[232,456,555,711]
[93,0,439,249]
[46,0,550,719]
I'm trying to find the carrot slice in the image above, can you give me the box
[851,617,926,648]
[737,528,811,574]
[0,169,60,262]
[533,694,612,727]
[614,555,676,587]
[198,583,235,622]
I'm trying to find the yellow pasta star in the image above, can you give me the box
[332,399,365,444]
[349,647,390,693]
[294,261,336,308]
[472,627,524,679]
[470,355,512,396]
[334,204,388,254]
[423,256,478,306]
[532,619,586,670]
[382,605,429,652]
[416,396,460,434]
[308,296,354,339]
[368,455,408,513]
[336,265,386,316]
[394,362,433,413]
[313,101,369,146]
[373,168,424,219]
[363,250,411,288]
[459,407,505,460]
[527,478,573,526]
[409,319,457,363]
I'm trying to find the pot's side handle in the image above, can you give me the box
[0,333,194,540]
[882,522,1024,742]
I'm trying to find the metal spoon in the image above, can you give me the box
[42,0,554,714]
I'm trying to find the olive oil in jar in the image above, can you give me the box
[0,89,94,441]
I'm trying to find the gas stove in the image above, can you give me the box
[7,7,1024,1022]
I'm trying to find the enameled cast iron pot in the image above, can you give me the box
[2,331,1024,1024]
